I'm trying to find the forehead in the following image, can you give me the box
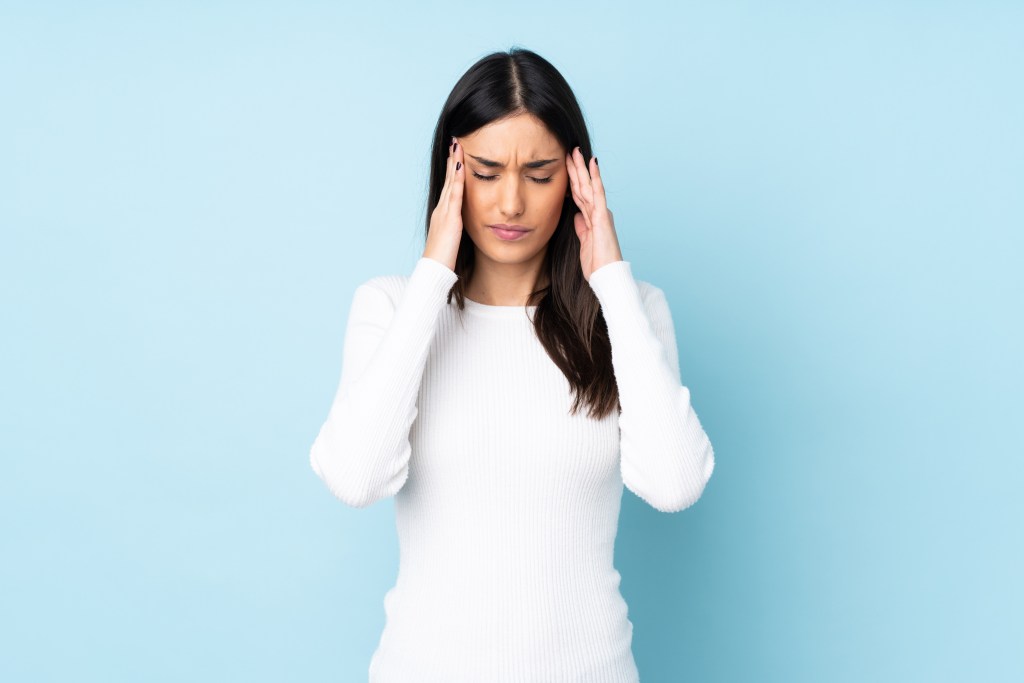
[461,113,561,154]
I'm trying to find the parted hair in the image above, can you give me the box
[424,47,620,420]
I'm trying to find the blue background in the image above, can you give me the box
[2,1,1021,681]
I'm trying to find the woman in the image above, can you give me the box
[310,47,715,682]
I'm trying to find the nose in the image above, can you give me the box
[498,175,525,219]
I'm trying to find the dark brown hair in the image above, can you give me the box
[424,47,619,419]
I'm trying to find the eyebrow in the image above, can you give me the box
[466,153,559,169]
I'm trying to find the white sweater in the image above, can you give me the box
[310,256,715,682]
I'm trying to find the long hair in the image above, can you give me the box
[424,47,619,420]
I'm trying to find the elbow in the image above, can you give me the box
[676,439,715,512]
[654,485,705,514]
[328,484,380,509]
[310,443,380,509]
[676,438,715,511]
[309,444,368,509]
[647,439,716,514]
[309,432,409,509]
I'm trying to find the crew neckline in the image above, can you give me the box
[460,296,538,320]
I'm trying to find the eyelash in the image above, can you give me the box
[472,172,553,184]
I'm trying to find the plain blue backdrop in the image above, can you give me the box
[2,1,1021,681]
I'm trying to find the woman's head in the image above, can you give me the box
[426,47,593,284]
[426,48,618,419]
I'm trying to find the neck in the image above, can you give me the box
[465,252,549,306]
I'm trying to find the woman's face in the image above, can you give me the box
[457,113,569,268]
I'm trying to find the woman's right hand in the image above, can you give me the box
[422,136,465,272]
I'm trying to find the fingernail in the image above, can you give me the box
[453,142,458,152]
[594,156,598,166]
[456,161,461,170]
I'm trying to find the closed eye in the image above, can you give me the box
[472,172,553,184]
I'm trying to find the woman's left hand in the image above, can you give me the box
[566,146,623,281]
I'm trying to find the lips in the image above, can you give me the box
[488,224,530,232]
[489,225,531,241]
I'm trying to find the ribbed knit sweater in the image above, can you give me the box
[310,256,715,682]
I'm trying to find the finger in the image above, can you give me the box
[571,147,594,205]
[573,211,590,242]
[452,137,464,180]
[565,153,577,195]
[568,181,587,216]
[589,156,606,211]
[566,154,589,216]
[450,140,464,204]
[569,186,592,232]
[438,158,452,208]
[439,138,457,205]
[569,147,590,206]
[565,153,584,206]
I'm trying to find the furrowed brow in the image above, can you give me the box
[467,154,559,169]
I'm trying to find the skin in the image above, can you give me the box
[424,112,623,306]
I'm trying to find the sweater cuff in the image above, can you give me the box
[587,260,644,314]
[408,256,459,302]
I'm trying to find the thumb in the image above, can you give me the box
[573,211,589,242]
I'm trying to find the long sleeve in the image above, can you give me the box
[587,259,715,513]
[310,256,459,508]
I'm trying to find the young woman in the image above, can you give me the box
[310,47,715,682]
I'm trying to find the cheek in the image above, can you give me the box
[464,176,492,199]
[462,184,483,212]
[544,183,567,212]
